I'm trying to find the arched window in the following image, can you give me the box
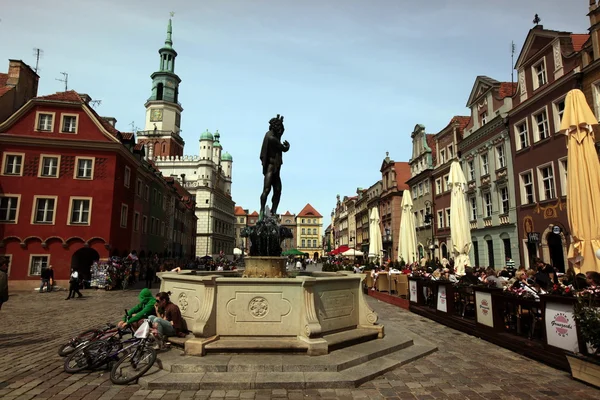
[162,143,166,153]
[156,83,164,100]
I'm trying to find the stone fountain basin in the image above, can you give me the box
[158,269,382,356]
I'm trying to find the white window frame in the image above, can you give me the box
[0,194,21,224]
[469,196,477,221]
[514,118,530,151]
[31,195,58,225]
[68,197,92,225]
[499,187,510,215]
[496,145,506,169]
[533,107,550,142]
[445,208,451,228]
[481,153,489,176]
[437,210,444,229]
[418,182,423,196]
[532,58,547,90]
[447,145,454,160]
[558,157,568,197]
[412,187,417,199]
[145,185,150,201]
[424,181,430,194]
[120,203,128,228]
[2,152,25,176]
[537,162,556,201]
[467,160,475,181]
[38,154,61,178]
[136,179,143,196]
[124,166,131,188]
[481,111,488,125]
[483,192,493,217]
[60,113,79,134]
[520,170,536,205]
[435,178,442,195]
[35,111,56,132]
[443,174,449,191]
[74,157,95,180]
[29,254,49,276]
[440,149,446,165]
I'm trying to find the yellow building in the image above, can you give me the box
[296,204,323,259]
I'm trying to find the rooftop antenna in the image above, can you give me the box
[56,72,68,91]
[533,14,541,26]
[32,48,43,74]
[89,100,102,108]
[511,41,516,95]
[129,121,140,133]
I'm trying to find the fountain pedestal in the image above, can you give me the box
[242,256,287,278]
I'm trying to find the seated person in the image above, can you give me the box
[118,288,156,330]
[148,291,184,340]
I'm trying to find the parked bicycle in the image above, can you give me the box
[64,319,156,385]
[58,312,131,357]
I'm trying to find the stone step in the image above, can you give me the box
[204,337,308,352]
[141,340,437,390]
[322,327,380,351]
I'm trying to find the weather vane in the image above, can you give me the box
[533,14,541,26]
[170,11,175,18]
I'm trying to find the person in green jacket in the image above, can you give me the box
[117,288,156,330]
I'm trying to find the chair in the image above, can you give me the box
[395,274,409,298]
[376,273,390,292]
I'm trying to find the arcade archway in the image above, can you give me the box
[71,247,100,282]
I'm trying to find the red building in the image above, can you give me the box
[509,26,586,271]
[0,91,195,289]
[379,154,410,261]
[431,116,470,260]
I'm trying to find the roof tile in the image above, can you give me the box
[498,82,517,98]
[298,203,322,217]
[571,34,590,52]
[234,206,247,216]
[0,73,8,86]
[394,162,411,191]
[36,90,84,103]
[249,211,259,217]
[120,132,134,140]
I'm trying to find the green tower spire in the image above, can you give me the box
[164,17,173,49]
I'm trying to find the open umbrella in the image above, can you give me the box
[560,89,600,273]
[448,160,471,275]
[282,248,305,256]
[368,207,383,261]
[398,189,417,264]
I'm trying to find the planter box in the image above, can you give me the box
[566,353,600,388]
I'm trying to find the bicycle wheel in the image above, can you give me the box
[110,345,156,385]
[64,340,110,373]
[58,329,100,357]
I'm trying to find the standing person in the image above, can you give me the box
[145,262,155,289]
[39,266,51,293]
[0,260,8,310]
[65,268,83,300]
[47,265,54,292]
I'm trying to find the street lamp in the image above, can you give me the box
[424,200,435,261]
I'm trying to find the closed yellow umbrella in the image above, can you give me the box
[560,89,600,274]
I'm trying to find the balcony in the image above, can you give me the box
[470,221,477,230]
[499,214,510,225]
[483,218,492,227]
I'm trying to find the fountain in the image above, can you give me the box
[158,114,383,357]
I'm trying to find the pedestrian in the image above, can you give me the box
[145,263,155,289]
[47,265,54,292]
[0,260,9,310]
[65,268,83,300]
[39,266,51,293]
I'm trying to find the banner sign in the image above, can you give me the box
[437,285,447,313]
[545,302,579,352]
[475,291,493,327]
[409,280,418,303]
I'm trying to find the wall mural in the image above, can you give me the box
[534,198,564,219]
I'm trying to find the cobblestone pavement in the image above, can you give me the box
[1,285,599,399]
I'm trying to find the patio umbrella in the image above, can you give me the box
[282,248,305,256]
[341,249,364,257]
[448,160,471,275]
[368,207,383,261]
[560,89,600,274]
[233,248,243,256]
[398,189,417,264]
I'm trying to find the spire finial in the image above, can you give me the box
[533,14,541,26]
[165,12,174,47]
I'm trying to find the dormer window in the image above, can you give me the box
[440,149,446,165]
[533,60,547,89]
[480,111,488,125]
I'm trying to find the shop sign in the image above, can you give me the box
[437,285,447,313]
[409,280,418,303]
[545,302,579,352]
[475,291,494,327]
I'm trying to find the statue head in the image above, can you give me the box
[269,114,285,137]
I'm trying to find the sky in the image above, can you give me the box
[1,0,590,227]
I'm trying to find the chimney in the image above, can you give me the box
[102,117,117,127]
[6,59,39,98]
[79,93,92,103]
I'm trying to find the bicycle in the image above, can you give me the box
[58,311,132,357]
[64,319,157,385]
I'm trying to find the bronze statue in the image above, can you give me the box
[259,114,290,221]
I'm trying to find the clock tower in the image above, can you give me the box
[138,14,185,159]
